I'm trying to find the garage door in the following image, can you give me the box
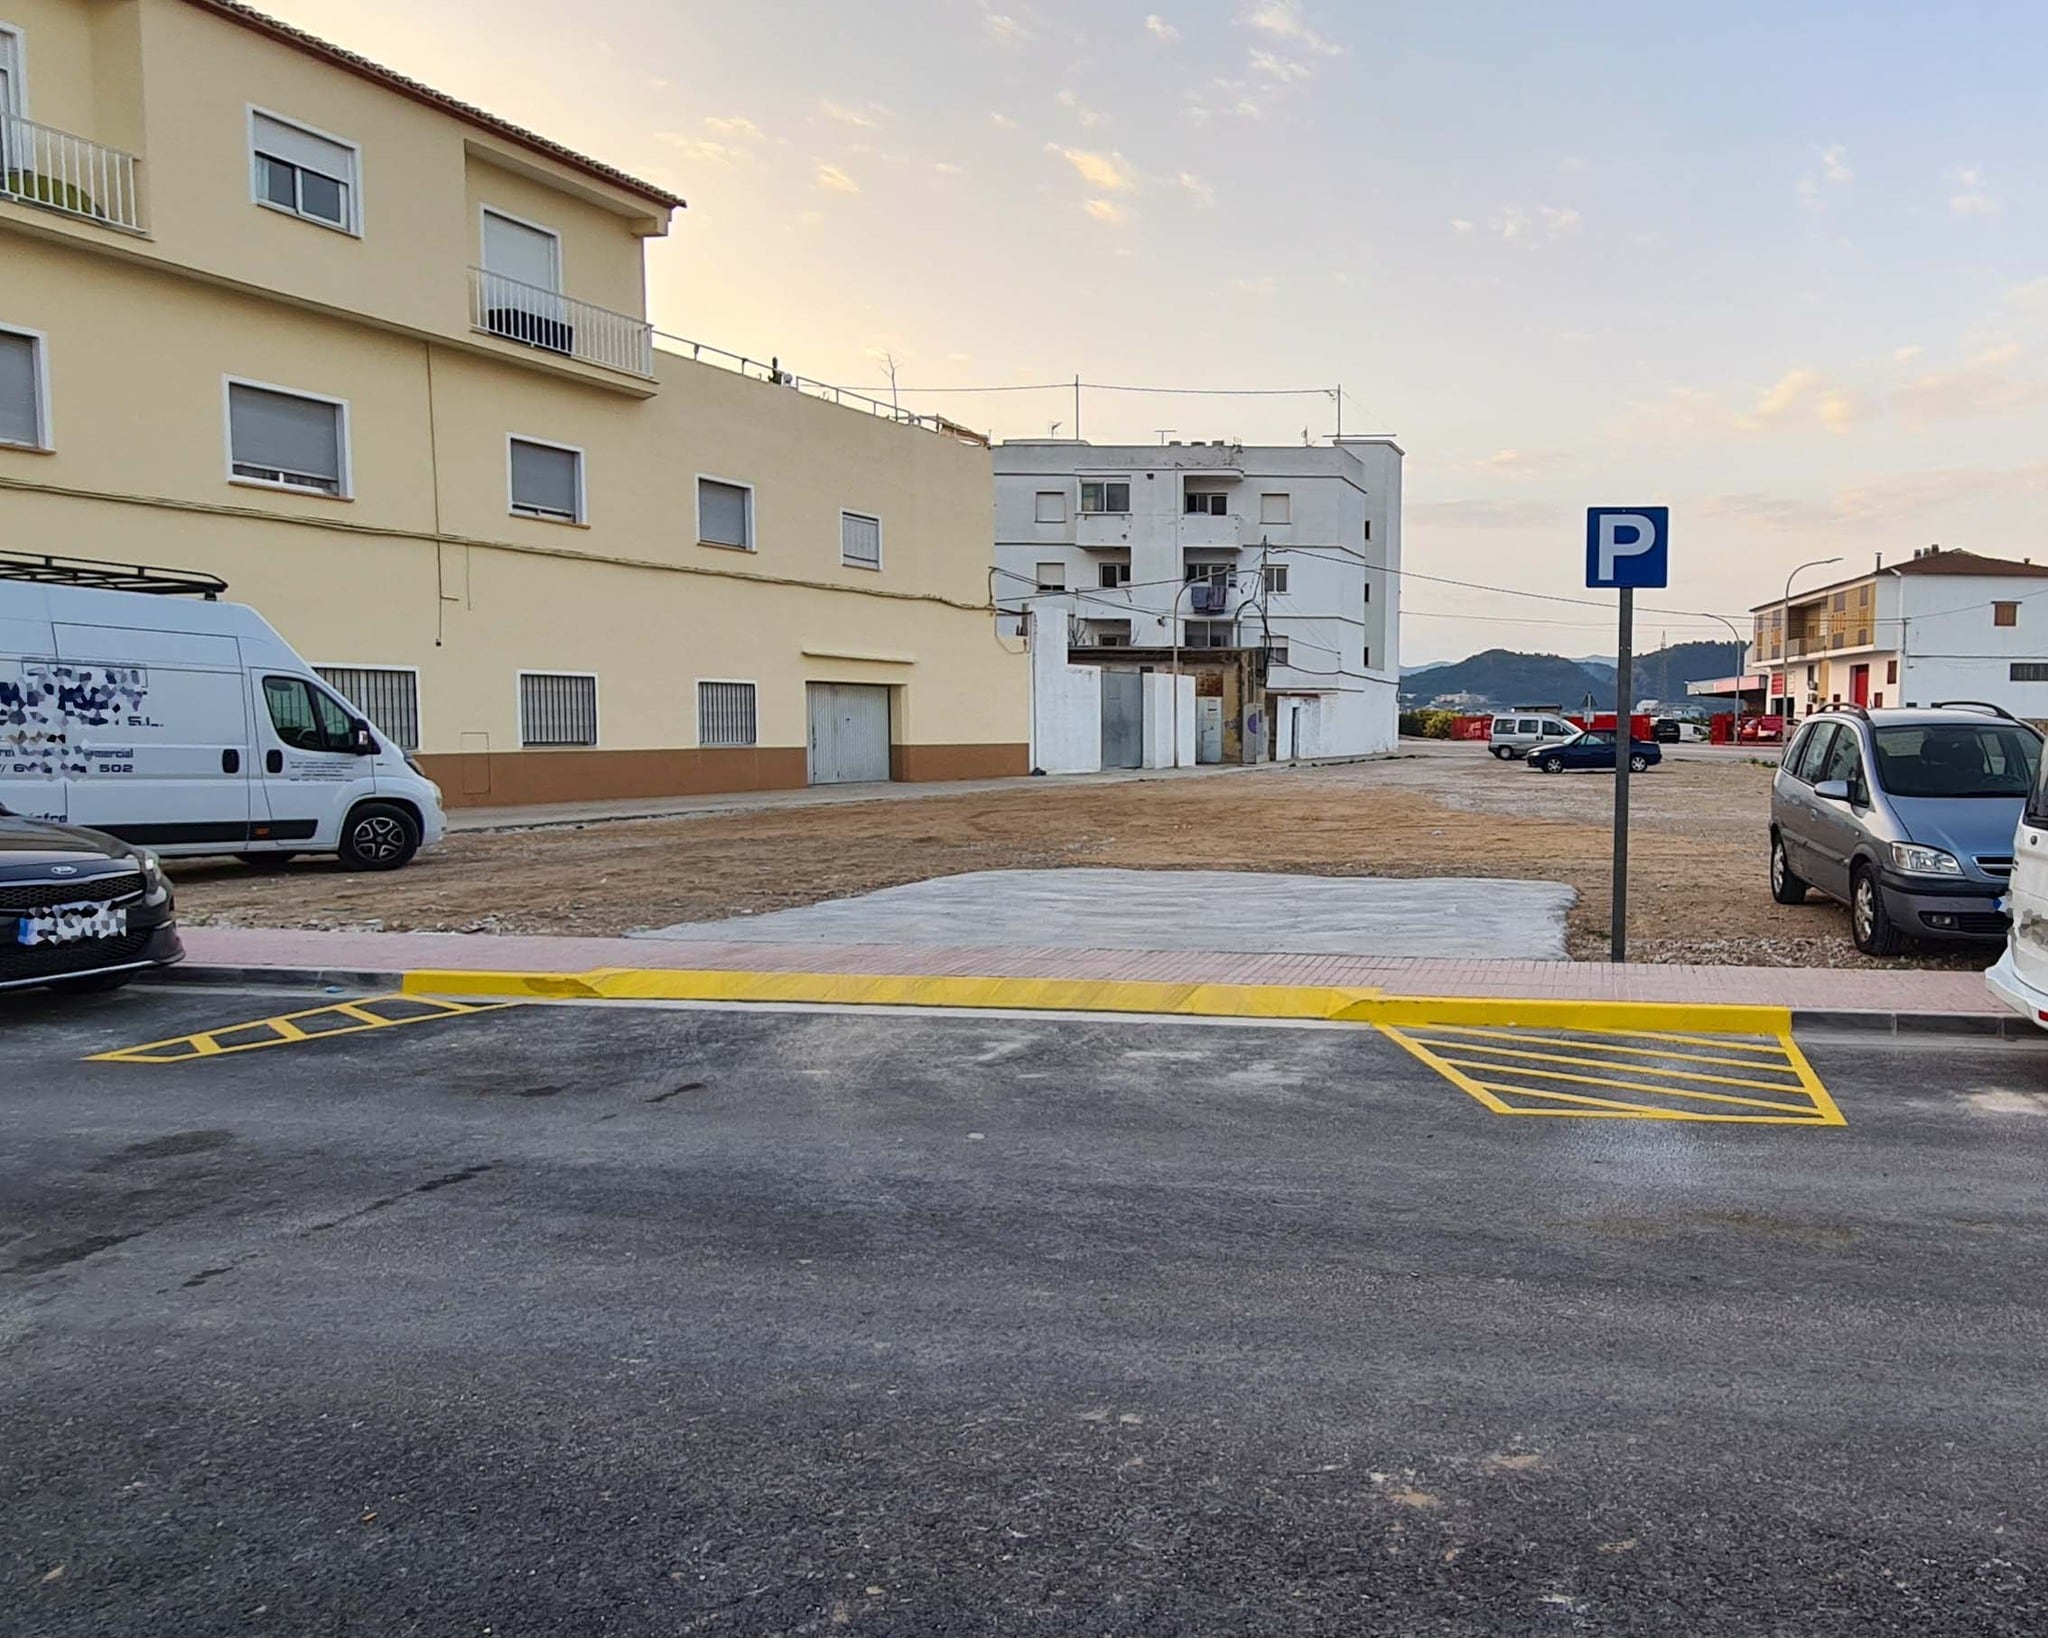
[806,683,892,785]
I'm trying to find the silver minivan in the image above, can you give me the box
[1771,703,2041,956]
[1487,713,1580,761]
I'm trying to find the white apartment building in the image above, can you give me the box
[993,437,1403,766]
[1747,547,2048,721]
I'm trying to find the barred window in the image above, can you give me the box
[315,666,419,751]
[698,680,758,747]
[519,673,598,746]
[2012,663,2048,683]
[841,510,882,569]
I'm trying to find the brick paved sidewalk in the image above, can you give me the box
[176,926,2007,1021]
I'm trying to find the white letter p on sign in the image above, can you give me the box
[1597,513,1658,582]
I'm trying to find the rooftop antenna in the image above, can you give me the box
[1049,420,1063,438]
[1156,428,1176,444]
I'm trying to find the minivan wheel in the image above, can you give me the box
[339,802,421,872]
[1851,865,1904,957]
[1628,753,1650,773]
[1491,746,1512,760]
[1770,834,1808,905]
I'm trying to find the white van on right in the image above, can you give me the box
[1987,775,2048,1027]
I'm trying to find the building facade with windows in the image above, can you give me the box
[992,438,1402,766]
[1745,548,2048,722]
[0,0,1025,807]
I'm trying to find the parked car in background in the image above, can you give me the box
[1526,729,1662,774]
[1,804,182,993]
[1487,713,1581,760]
[1771,703,2041,956]
[1653,718,1710,744]
[1738,715,1789,744]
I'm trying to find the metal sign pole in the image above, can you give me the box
[1611,586,1634,963]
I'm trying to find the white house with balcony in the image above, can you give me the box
[993,437,1403,769]
[1741,547,2048,721]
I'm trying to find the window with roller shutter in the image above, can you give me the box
[508,437,583,522]
[698,477,753,549]
[0,327,47,450]
[226,380,348,495]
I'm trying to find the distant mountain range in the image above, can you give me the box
[1399,642,1741,711]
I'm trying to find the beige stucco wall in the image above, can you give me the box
[4,0,659,362]
[0,232,1027,784]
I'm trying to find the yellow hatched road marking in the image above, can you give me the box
[1402,1037,1816,1096]
[91,994,512,1064]
[1413,1024,1809,1074]
[1380,1023,1845,1126]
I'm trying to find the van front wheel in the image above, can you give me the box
[339,802,420,871]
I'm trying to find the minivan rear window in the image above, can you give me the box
[1871,723,2041,799]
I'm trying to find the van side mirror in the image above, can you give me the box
[350,721,377,756]
[1813,778,1851,803]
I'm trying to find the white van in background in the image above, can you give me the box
[1,573,444,870]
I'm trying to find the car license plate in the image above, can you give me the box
[17,903,127,946]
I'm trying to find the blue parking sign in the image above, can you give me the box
[1586,507,1669,589]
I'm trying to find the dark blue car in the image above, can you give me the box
[1525,729,1662,775]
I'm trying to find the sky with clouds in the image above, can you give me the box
[268,0,2048,663]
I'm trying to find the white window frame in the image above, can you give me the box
[840,508,883,571]
[221,375,353,499]
[1266,563,1290,594]
[1034,490,1068,524]
[0,321,53,452]
[696,677,760,748]
[313,662,423,751]
[247,105,363,236]
[1034,561,1066,591]
[480,204,564,290]
[1080,479,1131,515]
[0,22,31,120]
[695,472,755,552]
[506,434,586,525]
[1259,491,1292,525]
[516,669,600,749]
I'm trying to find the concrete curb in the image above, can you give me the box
[1792,1008,2037,1039]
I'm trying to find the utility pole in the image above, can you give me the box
[1073,374,1082,442]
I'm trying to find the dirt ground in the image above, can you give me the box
[167,744,1995,969]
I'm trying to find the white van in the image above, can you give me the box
[1,578,445,870]
[1487,713,1580,760]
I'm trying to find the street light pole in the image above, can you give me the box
[1780,555,1845,719]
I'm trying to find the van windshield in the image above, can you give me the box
[1871,723,2041,799]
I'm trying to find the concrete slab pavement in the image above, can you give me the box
[634,869,1577,961]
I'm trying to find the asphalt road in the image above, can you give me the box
[4,986,2047,1636]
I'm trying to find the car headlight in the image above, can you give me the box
[1889,842,1963,877]
[137,849,171,904]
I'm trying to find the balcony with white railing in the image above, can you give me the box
[0,114,144,233]
[468,266,654,379]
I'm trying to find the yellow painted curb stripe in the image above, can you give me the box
[397,966,1799,1039]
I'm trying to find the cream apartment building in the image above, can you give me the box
[1748,548,2048,722]
[0,0,1026,806]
